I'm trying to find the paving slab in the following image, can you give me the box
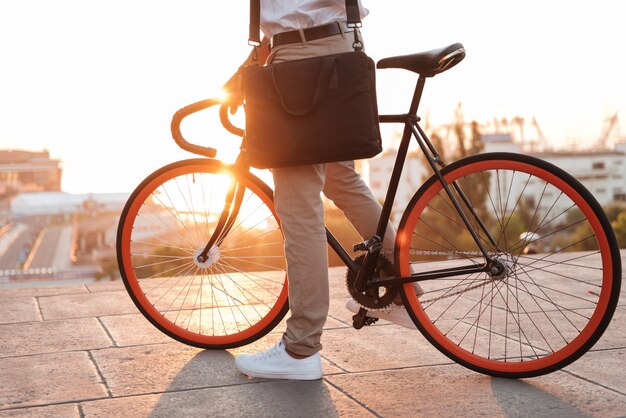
[0,403,79,417]
[326,364,626,417]
[0,284,88,298]
[328,297,355,326]
[0,352,107,410]
[564,348,626,395]
[594,307,626,350]
[99,306,339,342]
[0,253,623,417]
[321,325,452,373]
[329,266,350,299]
[0,318,112,358]
[325,316,351,331]
[98,304,345,349]
[98,313,175,347]
[85,281,126,293]
[81,380,373,418]
[38,291,137,320]
[0,296,40,324]
[90,343,230,397]
[91,339,343,398]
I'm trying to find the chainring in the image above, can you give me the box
[345,254,398,310]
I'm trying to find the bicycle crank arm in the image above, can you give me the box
[368,264,490,287]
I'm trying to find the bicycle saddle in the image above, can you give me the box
[377,43,465,77]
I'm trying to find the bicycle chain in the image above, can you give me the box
[352,277,498,311]
[410,250,484,257]
[352,250,499,310]
[411,249,498,305]
[419,277,498,305]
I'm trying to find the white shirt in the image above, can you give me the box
[260,0,369,38]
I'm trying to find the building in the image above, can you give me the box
[363,133,626,226]
[0,150,62,197]
[363,148,428,225]
[0,192,129,280]
[6,192,128,218]
[482,134,626,211]
[0,150,130,281]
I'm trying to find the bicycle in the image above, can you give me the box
[116,43,622,378]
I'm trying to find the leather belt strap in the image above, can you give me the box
[271,22,349,49]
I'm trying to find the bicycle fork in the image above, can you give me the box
[196,159,248,264]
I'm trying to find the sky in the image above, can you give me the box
[1,1,625,194]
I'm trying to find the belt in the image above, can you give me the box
[271,22,350,49]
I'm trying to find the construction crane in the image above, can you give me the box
[598,112,619,150]
[531,116,547,151]
[512,115,525,144]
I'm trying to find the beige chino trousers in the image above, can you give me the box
[267,29,396,356]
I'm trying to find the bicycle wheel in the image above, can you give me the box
[396,152,621,377]
[117,159,289,349]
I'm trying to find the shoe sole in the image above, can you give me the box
[235,361,323,381]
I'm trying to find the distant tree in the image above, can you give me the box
[611,211,626,248]
[603,204,626,222]
[454,102,467,158]
[412,105,492,259]
[95,259,120,281]
[469,120,484,155]
[430,130,446,162]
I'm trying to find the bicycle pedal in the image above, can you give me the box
[352,235,382,253]
[352,308,378,329]
[352,308,368,329]
[363,317,379,326]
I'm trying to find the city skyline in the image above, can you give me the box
[1,1,625,193]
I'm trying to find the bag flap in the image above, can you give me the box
[243,54,337,116]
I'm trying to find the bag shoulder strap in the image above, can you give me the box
[248,0,362,45]
[249,0,261,45]
[345,0,362,28]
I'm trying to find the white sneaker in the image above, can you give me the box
[346,298,417,330]
[235,341,323,380]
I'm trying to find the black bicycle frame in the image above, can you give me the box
[328,75,500,290]
[197,75,501,287]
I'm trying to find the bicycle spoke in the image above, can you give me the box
[399,154,619,376]
[119,162,289,345]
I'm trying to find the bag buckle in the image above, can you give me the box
[352,28,363,51]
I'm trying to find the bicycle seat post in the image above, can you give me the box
[368,74,427,252]
[408,75,427,117]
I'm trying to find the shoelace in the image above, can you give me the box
[253,342,283,361]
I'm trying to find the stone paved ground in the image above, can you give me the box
[1,253,625,417]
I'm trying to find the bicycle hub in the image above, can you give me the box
[193,246,221,269]
[488,255,515,280]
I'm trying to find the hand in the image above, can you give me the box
[221,38,269,111]
[222,69,243,111]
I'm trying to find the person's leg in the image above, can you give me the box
[273,164,329,356]
[323,161,395,256]
[324,161,423,328]
[235,29,363,379]
[258,32,356,357]
[234,163,327,380]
